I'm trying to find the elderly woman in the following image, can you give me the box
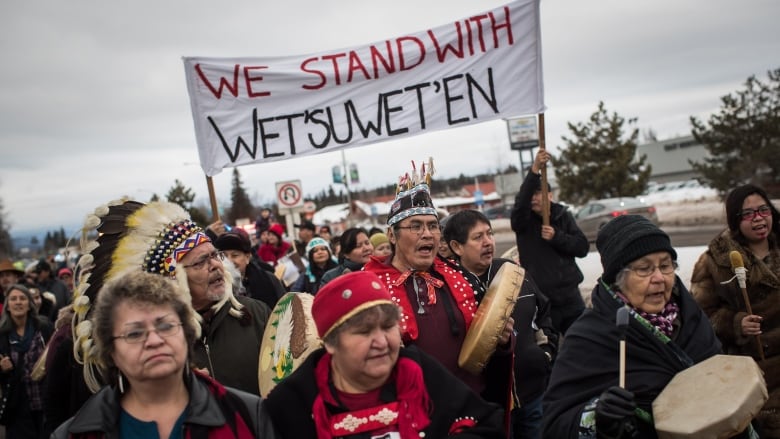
[52,271,276,438]
[320,227,374,287]
[265,270,505,438]
[691,184,780,437]
[542,215,724,438]
[0,284,53,438]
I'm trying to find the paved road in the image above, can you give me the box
[492,220,723,257]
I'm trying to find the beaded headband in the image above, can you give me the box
[387,158,437,226]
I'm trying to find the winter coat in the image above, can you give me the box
[192,295,271,396]
[543,277,722,438]
[365,255,513,409]
[36,277,70,319]
[454,257,557,405]
[500,261,557,404]
[510,170,589,306]
[52,371,278,439]
[42,323,92,437]
[0,317,52,437]
[691,229,780,436]
[257,241,291,266]
[291,258,338,295]
[265,346,505,439]
[319,258,364,287]
[243,259,286,310]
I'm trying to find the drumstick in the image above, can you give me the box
[729,251,765,361]
[616,307,629,388]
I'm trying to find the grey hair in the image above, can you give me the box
[614,268,630,292]
[91,271,199,389]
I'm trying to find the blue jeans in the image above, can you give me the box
[512,395,543,439]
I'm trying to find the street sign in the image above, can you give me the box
[474,190,484,207]
[303,201,317,213]
[275,180,304,209]
[506,116,539,151]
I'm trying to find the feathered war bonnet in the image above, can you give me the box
[72,199,244,391]
[387,157,437,226]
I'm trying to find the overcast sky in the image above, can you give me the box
[1,0,777,238]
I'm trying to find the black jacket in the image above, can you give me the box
[192,295,270,395]
[265,346,506,439]
[542,277,722,438]
[243,259,286,309]
[499,261,558,403]
[455,258,557,404]
[319,258,364,287]
[510,170,589,305]
[52,372,277,438]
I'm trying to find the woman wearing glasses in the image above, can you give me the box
[691,184,780,437]
[543,215,725,438]
[52,270,276,438]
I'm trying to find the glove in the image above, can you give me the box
[595,386,637,439]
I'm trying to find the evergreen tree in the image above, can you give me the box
[555,101,651,205]
[226,168,254,224]
[165,179,210,227]
[690,68,780,196]
[0,195,12,257]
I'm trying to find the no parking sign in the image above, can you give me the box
[276,180,303,209]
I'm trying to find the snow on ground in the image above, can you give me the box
[577,245,707,301]
[642,185,724,226]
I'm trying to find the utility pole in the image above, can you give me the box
[341,149,352,210]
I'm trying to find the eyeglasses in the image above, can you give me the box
[182,251,225,270]
[738,205,771,222]
[396,222,441,235]
[626,261,678,277]
[112,320,183,344]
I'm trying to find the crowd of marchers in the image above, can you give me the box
[0,153,777,439]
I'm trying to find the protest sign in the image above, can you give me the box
[183,0,543,176]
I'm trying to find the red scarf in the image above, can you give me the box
[364,256,478,341]
[311,353,431,439]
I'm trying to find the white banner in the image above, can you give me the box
[183,0,543,176]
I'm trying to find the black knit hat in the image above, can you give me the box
[214,229,252,254]
[596,215,677,284]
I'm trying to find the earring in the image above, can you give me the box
[118,372,125,394]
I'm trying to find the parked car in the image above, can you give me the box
[483,204,513,219]
[575,197,659,242]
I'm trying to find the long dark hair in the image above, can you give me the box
[725,184,780,246]
[338,227,370,263]
[0,284,44,334]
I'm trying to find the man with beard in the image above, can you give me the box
[363,159,514,415]
[214,228,286,309]
[68,200,270,396]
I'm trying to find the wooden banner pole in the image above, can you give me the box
[538,113,550,226]
[206,175,220,222]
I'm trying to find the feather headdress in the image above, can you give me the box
[73,199,244,391]
[387,157,437,226]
